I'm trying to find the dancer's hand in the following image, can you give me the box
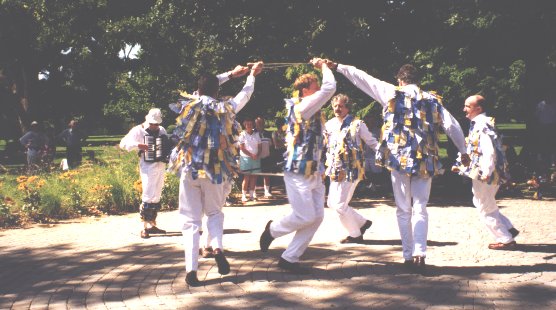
[229,65,250,78]
[310,57,326,69]
[247,61,264,76]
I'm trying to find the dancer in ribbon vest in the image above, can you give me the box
[168,62,263,286]
[119,108,168,239]
[323,94,378,244]
[452,95,519,250]
[195,67,251,258]
[323,60,466,271]
[259,58,336,274]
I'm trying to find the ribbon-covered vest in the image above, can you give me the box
[452,117,510,185]
[375,88,444,177]
[325,115,365,182]
[167,93,240,184]
[283,97,325,177]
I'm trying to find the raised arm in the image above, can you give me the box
[321,59,395,108]
[232,61,263,113]
[217,65,250,85]
[295,59,337,120]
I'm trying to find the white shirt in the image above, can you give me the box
[336,64,467,154]
[292,66,337,120]
[238,131,261,157]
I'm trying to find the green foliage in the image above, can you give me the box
[2,0,556,138]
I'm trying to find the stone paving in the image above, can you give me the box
[1,192,555,309]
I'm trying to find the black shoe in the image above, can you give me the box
[146,226,166,234]
[360,220,373,235]
[413,256,426,271]
[260,220,274,252]
[403,259,414,269]
[278,257,311,275]
[509,228,520,238]
[340,235,364,244]
[185,271,201,287]
[214,252,230,275]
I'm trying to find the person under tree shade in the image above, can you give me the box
[119,108,168,239]
[168,62,263,287]
[452,95,519,251]
[57,120,87,169]
[19,121,49,174]
[323,59,466,271]
[259,58,336,274]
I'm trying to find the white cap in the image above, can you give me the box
[145,108,162,124]
[30,121,38,126]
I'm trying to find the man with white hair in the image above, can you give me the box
[119,108,168,239]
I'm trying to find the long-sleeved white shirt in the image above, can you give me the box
[293,66,337,120]
[336,64,467,154]
[119,125,167,152]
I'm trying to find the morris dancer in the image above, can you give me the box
[260,58,336,274]
[169,62,263,286]
[453,95,519,250]
[119,108,168,239]
[323,94,378,244]
[324,60,466,270]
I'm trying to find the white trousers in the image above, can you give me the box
[471,179,514,243]
[391,170,431,260]
[139,160,166,203]
[179,172,225,272]
[201,179,233,248]
[270,172,325,263]
[327,180,368,237]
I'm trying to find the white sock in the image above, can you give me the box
[264,185,271,195]
[250,190,256,198]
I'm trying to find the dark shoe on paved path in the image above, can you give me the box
[140,229,150,239]
[260,220,274,252]
[214,251,230,275]
[340,235,364,244]
[360,220,373,235]
[413,256,426,272]
[199,246,214,258]
[488,241,517,250]
[185,271,201,287]
[146,226,166,234]
[278,257,311,275]
[403,259,414,269]
[509,228,520,238]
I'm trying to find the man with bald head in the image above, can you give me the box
[453,95,519,250]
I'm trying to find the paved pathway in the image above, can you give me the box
[1,193,555,309]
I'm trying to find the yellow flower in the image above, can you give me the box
[16,176,28,183]
[133,179,143,193]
